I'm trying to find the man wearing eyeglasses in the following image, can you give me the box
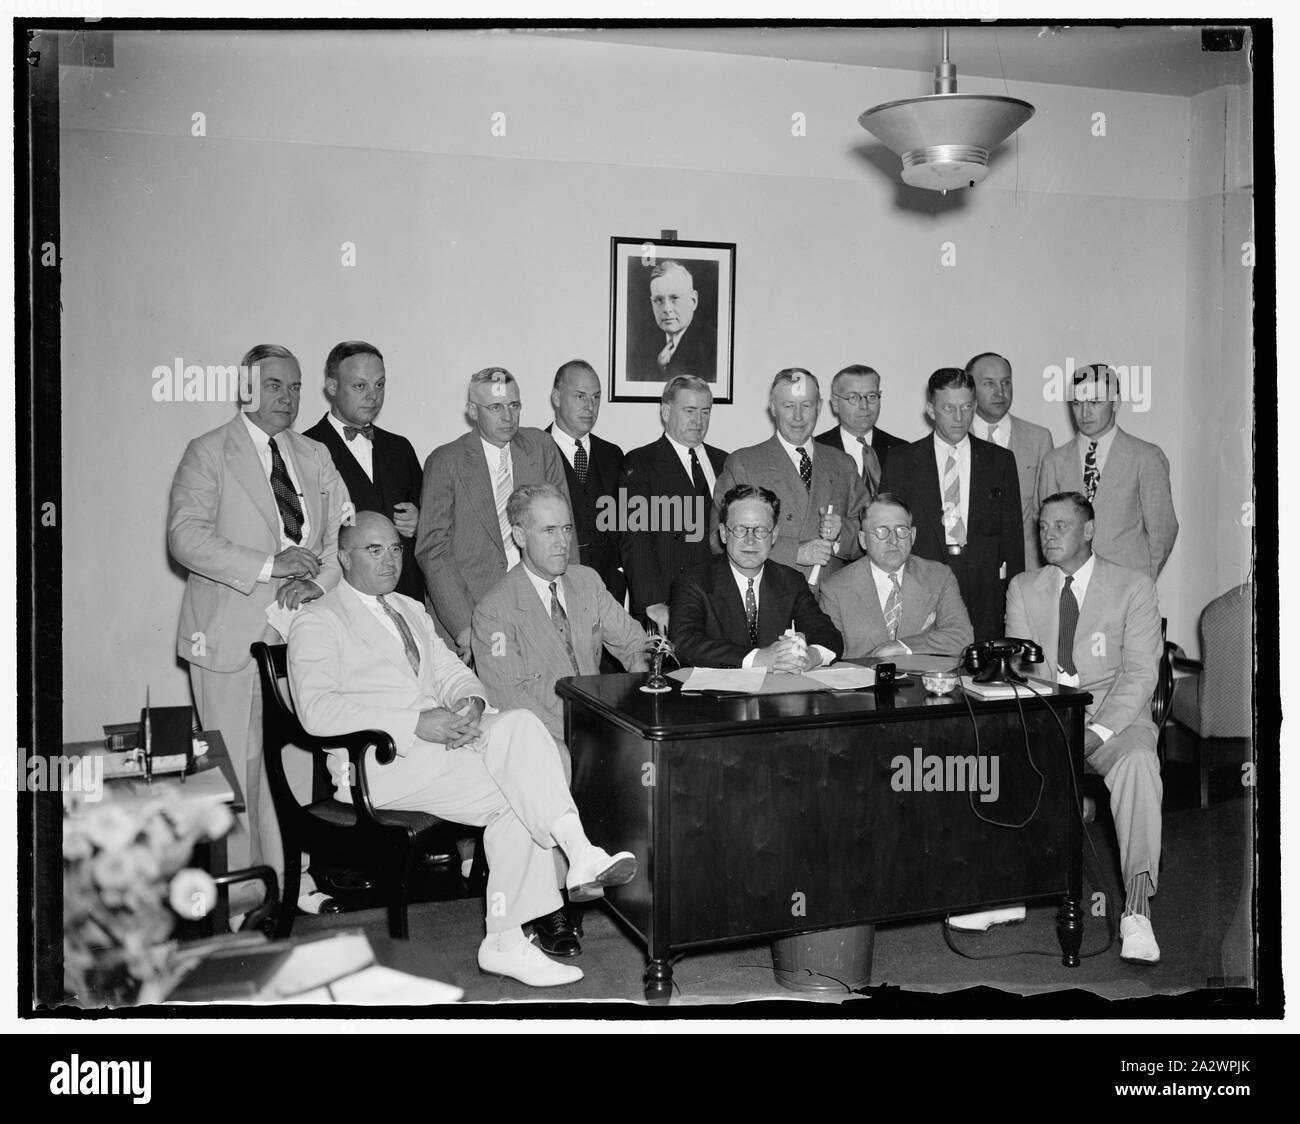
[416,368,576,660]
[814,365,906,499]
[880,368,1024,643]
[289,511,638,987]
[669,484,842,669]
[818,494,973,660]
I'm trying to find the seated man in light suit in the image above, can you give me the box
[712,369,869,585]
[471,484,649,958]
[288,511,638,987]
[670,484,842,670]
[952,491,1164,965]
[817,493,973,660]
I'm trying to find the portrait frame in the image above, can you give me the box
[608,236,736,403]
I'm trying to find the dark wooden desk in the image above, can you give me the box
[558,674,1090,1000]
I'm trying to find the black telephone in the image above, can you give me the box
[961,638,1045,685]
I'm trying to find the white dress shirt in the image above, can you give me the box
[549,425,587,474]
[665,433,716,496]
[242,413,313,584]
[869,560,912,655]
[838,426,875,477]
[975,415,1011,449]
[729,563,835,670]
[482,436,521,569]
[522,562,567,615]
[326,410,374,481]
[932,433,971,544]
[1048,553,1111,743]
[1076,424,1118,478]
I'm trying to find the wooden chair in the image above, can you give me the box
[1167,584,1253,809]
[251,641,485,940]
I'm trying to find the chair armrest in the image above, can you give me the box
[1171,652,1203,674]
[214,865,280,932]
[312,729,398,828]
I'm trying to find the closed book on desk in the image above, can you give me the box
[168,945,293,1002]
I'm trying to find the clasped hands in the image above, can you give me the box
[753,634,822,674]
[417,696,487,749]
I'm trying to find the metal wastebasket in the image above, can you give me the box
[771,924,874,992]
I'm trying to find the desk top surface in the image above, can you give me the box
[557,673,1090,740]
[64,730,245,813]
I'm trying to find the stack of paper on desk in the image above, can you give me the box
[674,664,876,695]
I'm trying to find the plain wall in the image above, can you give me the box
[58,30,1248,737]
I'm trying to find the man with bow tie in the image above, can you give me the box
[304,340,426,603]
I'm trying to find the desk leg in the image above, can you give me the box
[644,958,673,1004]
[1056,898,1083,967]
[210,836,231,934]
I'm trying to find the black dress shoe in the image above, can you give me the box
[531,908,581,957]
[314,866,376,894]
[567,905,584,939]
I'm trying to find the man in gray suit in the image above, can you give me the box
[712,369,869,584]
[1038,364,1178,581]
[471,484,648,957]
[966,352,1054,567]
[998,492,1165,965]
[818,493,973,660]
[416,368,575,658]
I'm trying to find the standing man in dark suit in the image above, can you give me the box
[713,369,869,585]
[416,368,575,658]
[814,364,906,500]
[670,484,842,669]
[304,340,425,603]
[965,352,1054,568]
[620,374,728,629]
[629,259,718,383]
[880,368,1024,642]
[544,359,625,606]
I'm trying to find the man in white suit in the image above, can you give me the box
[818,494,973,660]
[1038,364,1179,580]
[168,344,349,912]
[966,352,1054,567]
[984,491,1164,965]
[288,511,637,986]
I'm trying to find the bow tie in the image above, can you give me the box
[343,424,375,442]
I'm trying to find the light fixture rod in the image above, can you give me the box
[935,27,957,95]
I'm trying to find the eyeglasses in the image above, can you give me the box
[356,543,404,559]
[865,525,915,542]
[834,392,881,407]
[725,524,773,541]
[480,401,523,416]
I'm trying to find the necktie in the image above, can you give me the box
[267,437,304,544]
[884,571,902,640]
[343,424,375,442]
[689,447,709,498]
[986,422,1005,448]
[1058,575,1079,676]
[573,440,589,486]
[797,446,813,492]
[550,581,579,673]
[376,594,421,676]
[942,451,966,546]
[1083,440,1100,501]
[495,446,516,563]
[858,435,880,499]
[658,333,677,370]
[745,578,759,648]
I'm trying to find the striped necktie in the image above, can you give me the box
[942,451,967,546]
[495,445,517,565]
[1058,575,1079,676]
[376,594,421,676]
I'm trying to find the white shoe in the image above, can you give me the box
[946,905,1027,932]
[1120,914,1161,965]
[566,848,638,903]
[478,935,584,987]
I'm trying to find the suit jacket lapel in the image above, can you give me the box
[339,582,420,683]
[1031,567,1061,669]
[1072,559,1106,668]
[462,434,504,550]
[916,444,945,542]
[518,568,574,671]
[654,435,694,493]
[768,437,810,531]
[226,417,281,540]
[757,565,789,640]
[284,431,325,535]
[1095,428,1131,504]
[559,572,599,673]
[713,559,751,644]
[898,561,927,634]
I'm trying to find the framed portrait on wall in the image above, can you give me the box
[608,237,735,403]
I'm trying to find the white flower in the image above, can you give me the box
[92,849,139,891]
[82,804,139,853]
[168,868,218,920]
[63,818,93,862]
[198,801,233,840]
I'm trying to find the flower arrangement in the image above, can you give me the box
[63,794,233,1006]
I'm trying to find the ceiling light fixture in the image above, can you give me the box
[858,28,1035,193]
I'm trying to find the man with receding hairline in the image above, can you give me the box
[415,367,575,658]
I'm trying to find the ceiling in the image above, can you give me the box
[534,25,1253,97]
